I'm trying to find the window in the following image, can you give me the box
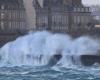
[85,7,89,12]
[9,22,12,29]
[77,8,80,12]
[1,5,5,9]
[74,8,77,12]
[77,16,81,23]
[1,13,5,19]
[0,22,4,30]
[74,16,77,23]
[80,16,85,23]
[81,8,84,12]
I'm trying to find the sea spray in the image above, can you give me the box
[0,31,100,67]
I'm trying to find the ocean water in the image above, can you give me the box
[0,31,100,80]
[0,66,100,80]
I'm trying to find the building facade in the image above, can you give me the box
[0,0,99,47]
[33,0,93,33]
[0,0,27,47]
[0,0,27,31]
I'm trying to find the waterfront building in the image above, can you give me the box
[33,0,93,33]
[0,0,99,47]
[0,0,27,31]
[0,0,27,47]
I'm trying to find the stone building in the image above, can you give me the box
[0,0,27,47]
[33,0,93,34]
[0,0,27,31]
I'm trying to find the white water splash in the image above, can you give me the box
[0,31,100,67]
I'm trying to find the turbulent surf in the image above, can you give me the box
[0,31,100,67]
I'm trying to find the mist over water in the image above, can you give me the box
[0,31,100,67]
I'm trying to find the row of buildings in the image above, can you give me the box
[0,0,100,47]
[29,0,99,34]
[34,0,93,33]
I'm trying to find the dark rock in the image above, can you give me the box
[80,55,100,66]
[47,54,62,67]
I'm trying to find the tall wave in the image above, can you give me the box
[0,31,100,67]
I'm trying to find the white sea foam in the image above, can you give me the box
[0,31,100,67]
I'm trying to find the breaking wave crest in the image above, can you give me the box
[0,31,100,67]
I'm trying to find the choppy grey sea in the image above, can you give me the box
[0,66,100,80]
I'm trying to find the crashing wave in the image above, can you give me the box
[0,31,100,67]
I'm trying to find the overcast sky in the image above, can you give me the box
[82,0,100,6]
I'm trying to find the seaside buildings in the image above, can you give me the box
[33,0,93,33]
[0,0,99,47]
